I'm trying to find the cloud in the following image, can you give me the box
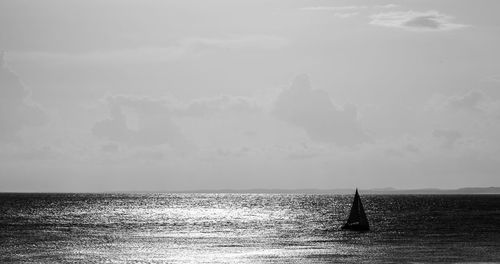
[300,4,396,18]
[448,91,484,112]
[100,143,119,153]
[133,150,165,160]
[333,12,360,18]
[385,144,420,158]
[416,152,500,183]
[287,152,321,160]
[425,90,489,114]
[216,147,250,158]
[92,95,191,151]
[188,35,289,51]
[433,129,462,149]
[286,143,326,160]
[301,5,396,12]
[441,90,500,121]
[273,75,370,146]
[0,55,47,140]
[301,6,367,12]
[0,145,59,161]
[175,95,260,117]
[370,10,468,31]
[300,5,365,18]
[10,35,289,65]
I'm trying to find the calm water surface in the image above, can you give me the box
[1,193,499,263]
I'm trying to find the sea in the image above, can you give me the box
[1,193,499,263]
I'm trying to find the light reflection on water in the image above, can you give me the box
[1,193,499,263]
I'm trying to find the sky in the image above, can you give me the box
[1,0,500,192]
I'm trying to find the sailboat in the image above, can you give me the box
[341,188,370,231]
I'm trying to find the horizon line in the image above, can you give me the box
[1,186,499,194]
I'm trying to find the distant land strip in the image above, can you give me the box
[2,187,499,194]
[171,187,500,195]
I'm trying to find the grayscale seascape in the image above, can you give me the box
[1,193,499,263]
[2,0,500,263]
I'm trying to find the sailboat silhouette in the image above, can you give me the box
[341,188,370,231]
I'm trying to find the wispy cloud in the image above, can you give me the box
[189,35,289,51]
[9,35,289,64]
[301,6,368,12]
[301,4,397,19]
[300,6,365,18]
[334,12,359,18]
[370,10,468,31]
[301,4,396,12]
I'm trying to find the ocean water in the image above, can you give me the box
[1,193,499,263]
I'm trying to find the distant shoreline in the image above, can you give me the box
[171,187,500,195]
[1,187,499,194]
